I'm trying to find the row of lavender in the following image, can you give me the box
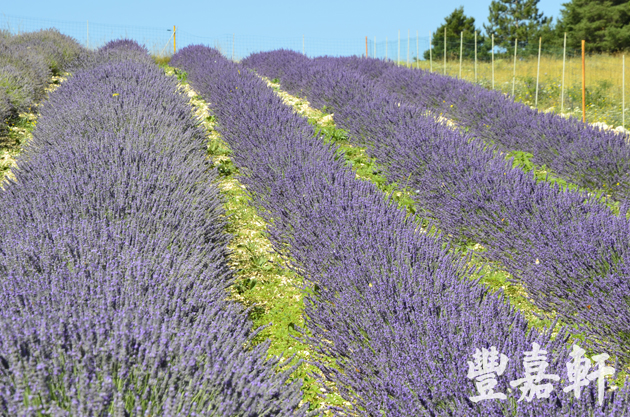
[337,57,630,200]
[172,44,630,416]
[0,41,308,416]
[243,50,630,365]
[0,29,85,132]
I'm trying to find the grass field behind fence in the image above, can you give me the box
[402,53,629,130]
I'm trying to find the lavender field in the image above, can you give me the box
[1,29,630,416]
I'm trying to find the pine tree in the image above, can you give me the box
[555,0,630,53]
[423,7,490,61]
[483,0,552,51]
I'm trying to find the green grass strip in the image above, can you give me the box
[163,65,349,414]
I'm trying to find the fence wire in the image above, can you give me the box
[1,13,364,59]
[369,33,626,124]
[1,14,627,127]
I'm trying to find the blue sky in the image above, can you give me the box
[2,0,567,58]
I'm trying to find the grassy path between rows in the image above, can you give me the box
[163,65,350,414]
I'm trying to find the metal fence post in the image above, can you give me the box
[512,37,518,97]
[535,37,541,107]
[459,31,463,79]
[444,27,447,75]
[492,34,495,89]
[398,30,400,66]
[430,33,433,72]
[474,31,477,83]
[582,39,586,122]
[561,32,567,113]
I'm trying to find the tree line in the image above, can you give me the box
[425,0,630,60]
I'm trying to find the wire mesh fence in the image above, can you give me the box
[368,33,627,128]
[178,30,363,61]
[1,13,364,59]
[1,13,627,128]
[1,13,176,55]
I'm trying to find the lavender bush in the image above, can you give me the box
[69,38,155,72]
[173,45,630,416]
[0,58,310,416]
[0,39,50,112]
[98,38,151,55]
[242,50,630,363]
[0,64,36,115]
[5,28,85,75]
[0,29,85,133]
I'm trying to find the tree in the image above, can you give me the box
[483,0,553,52]
[423,7,491,61]
[555,0,630,53]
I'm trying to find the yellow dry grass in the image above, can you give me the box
[398,53,628,128]
[413,54,625,94]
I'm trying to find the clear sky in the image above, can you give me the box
[2,0,568,58]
